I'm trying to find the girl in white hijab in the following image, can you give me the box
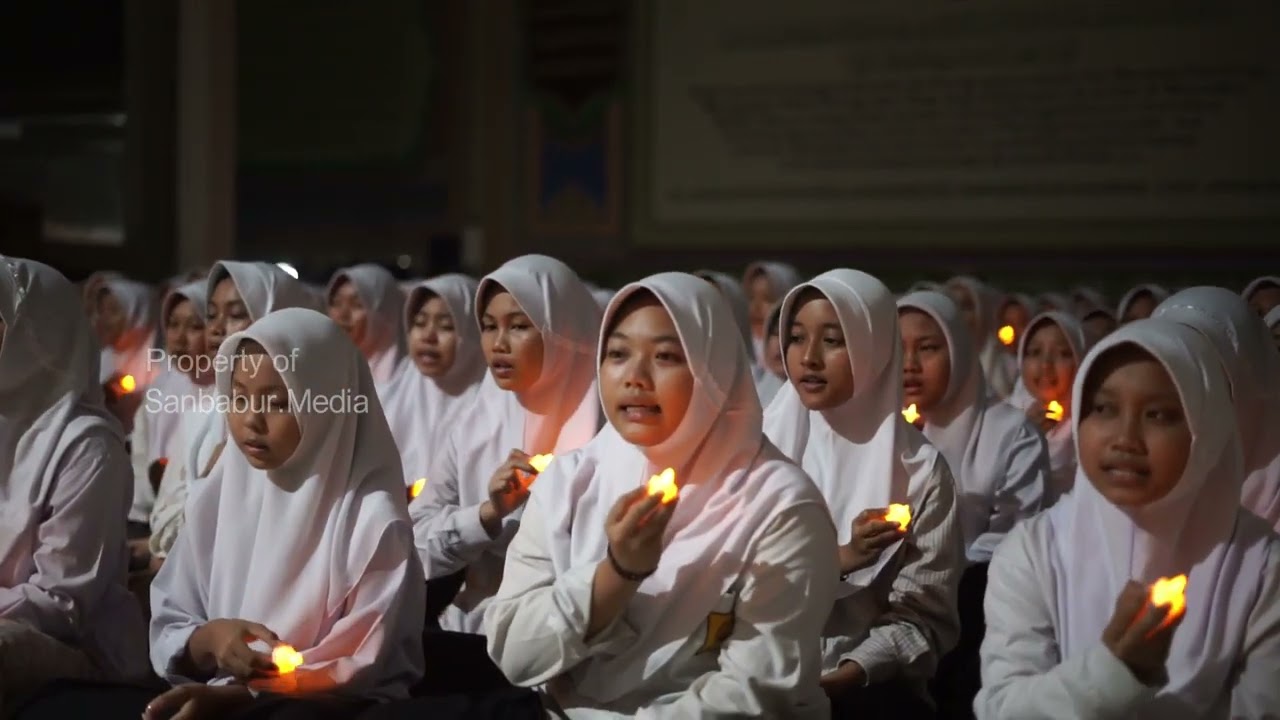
[382,275,486,497]
[1117,283,1170,325]
[483,272,839,718]
[755,300,788,405]
[95,277,159,388]
[1152,287,1280,531]
[410,255,601,645]
[1007,311,1089,507]
[0,257,147,713]
[764,269,964,716]
[698,269,783,403]
[143,308,424,718]
[946,276,1013,402]
[146,261,315,561]
[898,290,1050,717]
[327,264,405,385]
[977,318,1280,719]
[1244,275,1280,318]
[1037,292,1073,314]
[743,260,803,360]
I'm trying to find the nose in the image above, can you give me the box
[1110,408,1146,455]
[622,355,653,391]
[902,345,921,372]
[801,338,823,369]
[491,326,511,354]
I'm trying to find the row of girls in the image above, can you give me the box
[2,253,1279,719]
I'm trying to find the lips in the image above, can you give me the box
[490,358,515,379]
[619,403,661,424]
[415,349,442,364]
[1101,459,1149,485]
[797,374,827,392]
[903,378,924,394]
[242,438,271,458]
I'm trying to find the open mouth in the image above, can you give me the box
[618,403,662,424]
[490,358,516,378]
[797,374,827,392]
[903,378,924,394]
[415,348,442,364]
[1101,461,1149,485]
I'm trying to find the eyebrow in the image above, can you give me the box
[481,312,530,321]
[609,330,682,344]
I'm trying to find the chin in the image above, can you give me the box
[613,421,669,447]
[244,455,279,470]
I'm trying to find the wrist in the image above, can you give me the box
[606,545,657,583]
[478,501,502,536]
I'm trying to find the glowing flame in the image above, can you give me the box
[409,478,426,499]
[998,325,1016,346]
[1149,574,1188,624]
[884,503,912,530]
[119,374,137,393]
[1045,401,1065,422]
[646,468,678,504]
[528,454,555,473]
[902,404,920,424]
[272,645,304,674]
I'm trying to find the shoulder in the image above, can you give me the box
[753,440,831,509]
[990,511,1054,581]
[53,421,128,477]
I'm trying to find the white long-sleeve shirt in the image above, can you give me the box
[977,514,1280,719]
[484,500,839,718]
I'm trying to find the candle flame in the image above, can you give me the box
[902,404,920,424]
[1045,400,1065,422]
[1150,574,1187,622]
[119,374,137,393]
[646,468,678,504]
[272,644,304,674]
[409,478,426,499]
[528,454,555,473]
[998,325,1016,346]
[884,503,912,530]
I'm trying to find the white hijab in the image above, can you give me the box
[180,261,317,482]
[150,308,424,697]
[696,270,753,353]
[0,256,146,679]
[1265,306,1280,331]
[382,274,486,488]
[764,269,942,588]
[1116,284,1170,320]
[1242,276,1280,305]
[1049,319,1271,718]
[141,282,208,468]
[327,264,406,385]
[526,272,833,702]
[1071,286,1110,315]
[1153,287,1280,530]
[1038,292,1073,314]
[1007,311,1089,497]
[98,278,159,385]
[946,275,1008,400]
[899,291,1046,555]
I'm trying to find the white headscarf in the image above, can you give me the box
[764,269,942,588]
[523,272,833,702]
[1116,284,1170,320]
[98,278,159,385]
[743,262,803,358]
[1049,318,1271,717]
[588,286,615,312]
[1006,311,1089,502]
[898,291,1047,557]
[946,276,1007,400]
[382,274,486,488]
[138,282,208,483]
[1265,306,1280,331]
[150,308,424,698]
[1242,276,1280,304]
[179,261,317,482]
[695,270,753,353]
[327,264,406,385]
[0,256,146,679]
[1071,286,1110,316]
[1153,287,1280,530]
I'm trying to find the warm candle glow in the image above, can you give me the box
[902,404,921,424]
[998,325,1016,346]
[528,454,555,473]
[409,478,426,499]
[884,503,912,530]
[272,645,304,674]
[119,374,137,393]
[1045,401,1065,422]
[1149,574,1187,622]
[646,468,678,504]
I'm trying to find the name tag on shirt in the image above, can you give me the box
[697,587,739,655]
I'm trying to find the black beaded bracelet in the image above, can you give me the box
[607,545,657,582]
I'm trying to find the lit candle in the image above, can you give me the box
[118,374,137,394]
[528,454,555,473]
[646,467,678,504]
[1045,400,1064,422]
[902,404,921,424]
[998,325,1016,346]
[408,477,426,499]
[1149,574,1187,623]
[271,644,304,674]
[884,503,911,530]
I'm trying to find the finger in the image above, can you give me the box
[638,498,678,534]
[621,493,661,530]
[1105,582,1149,638]
[607,490,637,522]
[865,532,904,551]
[169,699,201,720]
[144,686,196,720]
[1130,600,1171,642]
[861,521,902,537]
[242,622,280,645]
[508,448,530,462]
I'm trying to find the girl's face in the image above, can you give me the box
[95,289,126,348]
[407,295,458,378]
[165,298,207,376]
[206,278,251,359]
[746,272,775,341]
[328,279,370,353]
[785,293,854,410]
[599,294,694,446]
[899,309,950,414]
[1077,347,1190,507]
[1021,321,1077,408]
[1082,312,1117,347]
[946,283,981,341]
[999,301,1030,352]
[227,342,302,470]
[1122,291,1157,324]
[1248,282,1280,318]
[480,289,544,393]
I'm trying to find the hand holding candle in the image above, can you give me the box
[271,644,304,674]
[1149,574,1187,628]
[603,471,680,581]
[482,450,543,530]
[1102,579,1185,687]
[645,467,678,504]
[118,374,137,394]
[883,503,912,530]
[1045,400,1065,422]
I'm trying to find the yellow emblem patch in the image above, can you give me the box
[698,610,735,654]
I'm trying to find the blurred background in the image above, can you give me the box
[1,0,1277,292]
